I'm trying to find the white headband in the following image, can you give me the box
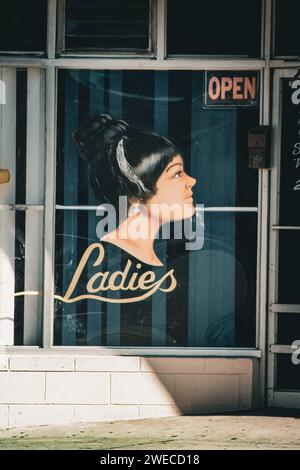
[116,139,150,196]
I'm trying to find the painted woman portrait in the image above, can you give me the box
[73,113,197,267]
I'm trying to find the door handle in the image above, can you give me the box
[0,169,10,184]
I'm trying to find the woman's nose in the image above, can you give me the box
[186,175,197,188]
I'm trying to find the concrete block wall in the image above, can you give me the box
[0,354,259,428]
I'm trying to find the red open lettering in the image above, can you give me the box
[232,77,243,99]
[208,77,220,100]
[244,77,256,99]
[221,77,232,99]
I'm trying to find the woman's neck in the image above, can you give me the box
[101,212,163,266]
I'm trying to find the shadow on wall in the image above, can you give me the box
[84,353,259,417]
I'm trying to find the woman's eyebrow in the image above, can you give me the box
[166,162,183,172]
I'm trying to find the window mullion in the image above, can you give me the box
[47,0,58,59]
[156,0,166,60]
[42,65,57,348]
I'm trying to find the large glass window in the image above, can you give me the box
[167,0,262,57]
[54,69,259,347]
[0,1,47,55]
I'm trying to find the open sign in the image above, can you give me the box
[204,71,259,108]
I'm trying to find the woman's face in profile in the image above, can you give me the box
[146,155,197,222]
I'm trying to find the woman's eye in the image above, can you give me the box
[174,170,183,178]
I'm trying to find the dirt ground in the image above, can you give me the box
[0,409,299,450]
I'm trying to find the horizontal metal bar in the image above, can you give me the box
[0,59,49,68]
[269,344,294,354]
[0,57,266,69]
[271,304,300,313]
[198,207,258,212]
[0,346,262,357]
[0,204,44,211]
[66,34,148,39]
[271,392,300,408]
[63,49,151,54]
[68,4,146,9]
[0,51,44,56]
[272,225,300,230]
[56,204,258,212]
[271,60,300,68]
[66,20,148,24]
[56,205,103,210]
[54,58,266,70]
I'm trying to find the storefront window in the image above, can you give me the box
[62,0,151,53]
[167,0,262,57]
[0,67,45,346]
[274,0,300,57]
[54,70,258,347]
[0,1,47,55]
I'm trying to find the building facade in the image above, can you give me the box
[0,0,299,428]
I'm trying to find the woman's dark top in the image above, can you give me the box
[77,238,190,346]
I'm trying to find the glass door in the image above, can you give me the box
[268,69,300,407]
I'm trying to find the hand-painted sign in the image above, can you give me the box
[279,77,300,226]
[204,71,259,108]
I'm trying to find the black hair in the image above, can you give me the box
[72,114,179,211]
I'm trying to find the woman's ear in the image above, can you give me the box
[128,196,145,217]
[128,204,141,216]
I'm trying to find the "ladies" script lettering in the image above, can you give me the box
[55,243,177,304]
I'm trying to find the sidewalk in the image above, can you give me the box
[0,409,299,450]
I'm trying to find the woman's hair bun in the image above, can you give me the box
[72,113,129,163]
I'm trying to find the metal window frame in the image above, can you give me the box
[42,4,265,363]
[0,1,280,388]
[256,0,272,408]
[56,0,157,58]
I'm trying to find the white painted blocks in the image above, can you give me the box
[239,374,253,408]
[0,356,259,428]
[75,356,140,372]
[0,355,8,371]
[232,359,252,374]
[0,373,45,404]
[74,405,139,423]
[204,358,234,374]
[175,374,240,408]
[0,406,8,428]
[139,405,181,418]
[10,355,74,371]
[111,373,176,405]
[9,405,74,428]
[141,357,205,374]
[46,372,110,404]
